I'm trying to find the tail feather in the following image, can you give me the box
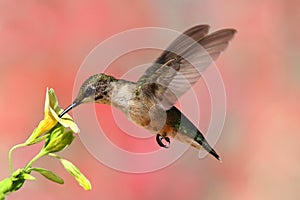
[166,106,221,161]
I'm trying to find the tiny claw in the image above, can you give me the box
[164,136,170,144]
[156,134,170,148]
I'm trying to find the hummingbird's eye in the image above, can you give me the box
[85,86,95,97]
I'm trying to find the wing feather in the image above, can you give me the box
[137,25,236,109]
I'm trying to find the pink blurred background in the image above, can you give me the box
[1,0,300,199]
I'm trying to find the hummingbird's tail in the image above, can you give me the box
[194,131,221,161]
[166,106,221,161]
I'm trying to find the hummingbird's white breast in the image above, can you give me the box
[110,80,167,133]
[110,81,137,115]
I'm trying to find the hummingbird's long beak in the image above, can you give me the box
[59,102,79,118]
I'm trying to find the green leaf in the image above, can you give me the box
[22,174,35,181]
[10,180,25,193]
[31,168,64,184]
[59,158,92,190]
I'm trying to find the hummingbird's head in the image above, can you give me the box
[59,73,116,118]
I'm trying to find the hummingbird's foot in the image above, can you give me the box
[156,134,170,148]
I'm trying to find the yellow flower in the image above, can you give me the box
[47,88,80,133]
[26,88,79,144]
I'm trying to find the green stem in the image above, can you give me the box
[48,153,61,159]
[8,143,27,174]
[8,133,50,174]
[24,150,47,172]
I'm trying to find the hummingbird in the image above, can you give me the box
[59,25,236,161]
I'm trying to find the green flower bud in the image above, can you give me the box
[43,126,75,154]
[31,168,64,184]
[59,159,92,190]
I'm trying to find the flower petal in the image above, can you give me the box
[44,88,50,113]
[50,108,80,133]
[46,88,80,133]
[48,88,59,111]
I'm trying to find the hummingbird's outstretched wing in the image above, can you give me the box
[137,25,236,109]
